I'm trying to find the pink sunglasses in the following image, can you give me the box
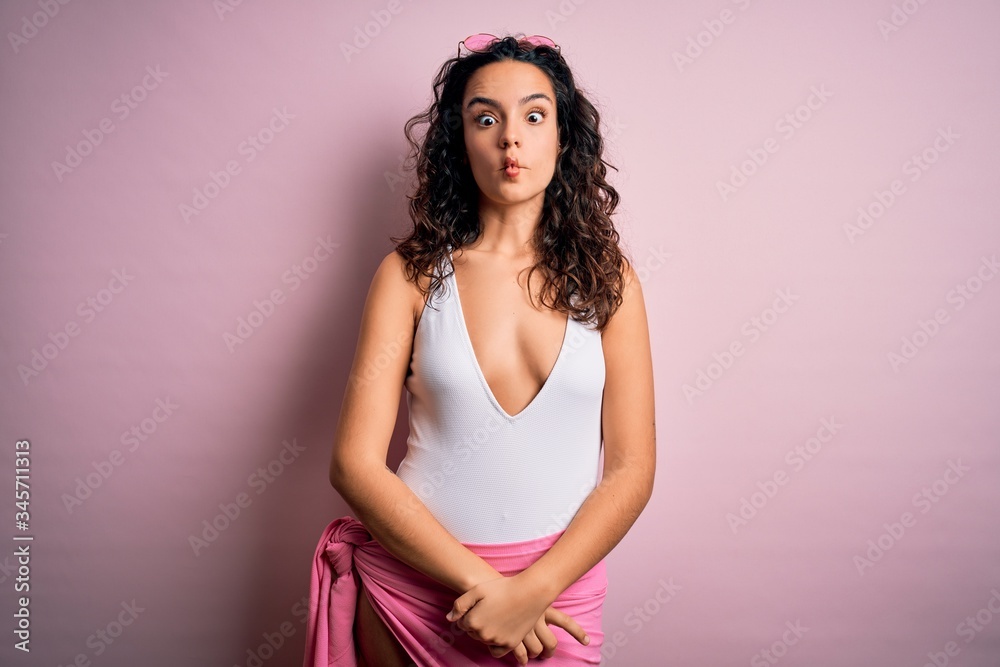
[458,33,560,58]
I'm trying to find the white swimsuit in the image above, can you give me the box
[395,246,606,544]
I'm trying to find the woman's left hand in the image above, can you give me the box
[445,572,553,660]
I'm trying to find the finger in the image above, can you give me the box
[445,590,479,623]
[450,599,483,632]
[520,630,544,658]
[532,617,558,658]
[513,643,528,665]
[488,643,514,659]
[455,614,471,632]
[545,607,590,646]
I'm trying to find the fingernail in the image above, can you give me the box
[583,634,590,644]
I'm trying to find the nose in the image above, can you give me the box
[500,128,519,149]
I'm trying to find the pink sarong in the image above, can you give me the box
[302,516,607,666]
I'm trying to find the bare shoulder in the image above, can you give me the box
[604,257,648,339]
[348,249,423,390]
[369,249,426,328]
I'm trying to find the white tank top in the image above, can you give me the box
[396,246,606,544]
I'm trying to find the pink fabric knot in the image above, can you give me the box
[301,514,608,666]
[323,517,371,580]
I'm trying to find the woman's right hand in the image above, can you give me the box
[506,605,591,664]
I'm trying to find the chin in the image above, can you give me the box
[488,190,544,205]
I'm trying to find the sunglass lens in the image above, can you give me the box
[523,36,556,49]
[463,33,497,52]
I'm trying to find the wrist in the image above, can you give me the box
[459,565,503,592]
[516,564,561,607]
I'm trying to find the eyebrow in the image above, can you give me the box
[465,92,553,111]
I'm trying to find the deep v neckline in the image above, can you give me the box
[448,247,570,420]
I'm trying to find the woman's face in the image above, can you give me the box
[461,60,560,210]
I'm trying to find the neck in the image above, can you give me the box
[473,193,545,259]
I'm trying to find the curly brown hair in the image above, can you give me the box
[390,36,630,332]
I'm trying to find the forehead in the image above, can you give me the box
[462,60,555,102]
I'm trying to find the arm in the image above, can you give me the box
[328,250,501,593]
[522,259,657,601]
[448,258,657,639]
[333,251,591,665]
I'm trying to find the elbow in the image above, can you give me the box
[627,474,653,514]
[627,461,656,509]
[639,465,655,507]
[602,461,654,508]
[329,457,380,496]
[328,457,351,492]
[640,478,654,511]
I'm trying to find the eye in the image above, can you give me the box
[474,113,496,127]
[527,109,547,123]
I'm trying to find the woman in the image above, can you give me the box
[303,34,655,666]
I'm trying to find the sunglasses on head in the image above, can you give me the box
[458,33,560,58]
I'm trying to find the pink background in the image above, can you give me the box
[2,1,999,665]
